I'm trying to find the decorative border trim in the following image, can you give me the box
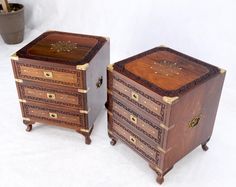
[112,119,160,164]
[112,98,164,145]
[23,104,85,127]
[16,63,83,88]
[18,84,85,108]
[114,47,220,96]
[16,31,107,66]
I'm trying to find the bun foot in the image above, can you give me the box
[85,136,92,145]
[26,125,32,132]
[201,143,209,151]
[156,176,164,184]
[110,139,117,146]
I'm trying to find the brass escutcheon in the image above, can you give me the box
[44,71,53,78]
[130,115,137,124]
[189,115,201,128]
[129,136,136,144]
[49,113,58,119]
[47,93,56,100]
[131,92,139,102]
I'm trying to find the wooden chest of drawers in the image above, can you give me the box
[11,31,109,144]
[106,47,226,184]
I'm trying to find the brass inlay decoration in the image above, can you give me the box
[19,99,26,103]
[79,109,90,114]
[47,93,56,100]
[49,113,58,119]
[131,92,139,102]
[130,115,138,124]
[189,115,201,128]
[80,128,90,133]
[129,136,137,144]
[11,53,19,61]
[76,63,89,71]
[162,96,179,105]
[15,79,23,83]
[78,88,90,93]
[50,41,78,53]
[43,71,53,78]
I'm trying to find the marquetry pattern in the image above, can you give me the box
[112,98,164,145]
[112,119,160,165]
[18,84,85,108]
[113,76,165,121]
[15,63,84,88]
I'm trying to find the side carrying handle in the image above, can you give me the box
[96,76,103,88]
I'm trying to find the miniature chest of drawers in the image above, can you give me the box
[106,47,226,184]
[11,31,109,144]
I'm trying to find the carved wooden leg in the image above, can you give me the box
[156,175,164,185]
[110,138,117,146]
[23,120,34,132]
[76,126,93,145]
[201,138,210,151]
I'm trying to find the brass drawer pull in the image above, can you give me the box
[131,92,139,101]
[189,115,201,128]
[49,113,58,119]
[129,136,136,144]
[47,93,56,99]
[44,71,53,78]
[130,115,137,124]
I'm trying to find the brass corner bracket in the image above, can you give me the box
[79,108,91,114]
[76,63,89,71]
[107,64,114,72]
[15,79,23,83]
[78,88,90,93]
[19,99,26,103]
[220,68,226,74]
[22,117,30,121]
[162,96,179,105]
[11,53,19,61]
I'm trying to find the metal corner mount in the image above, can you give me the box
[162,96,179,105]
[11,53,19,61]
[107,64,114,72]
[220,68,226,74]
[79,108,91,114]
[78,88,90,93]
[22,117,30,121]
[76,63,89,70]
[15,79,23,83]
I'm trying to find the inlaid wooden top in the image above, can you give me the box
[16,31,106,66]
[114,47,220,96]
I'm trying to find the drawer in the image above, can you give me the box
[22,103,86,127]
[17,82,86,109]
[112,119,160,165]
[14,63,84,88]
[112,97,165,146]
[112,74,166,122]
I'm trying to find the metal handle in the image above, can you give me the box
[130,115,137,124]
[47,93,56,100]
[49,113,58,119]
[131,92,139,101]
[129,136,136,144]
[96,76,103,88]
[44,71,53,78]
[189,115,201,128]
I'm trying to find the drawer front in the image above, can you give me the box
[112,98,164,146]
[18,84,86,109]
[112,75,166,122]
[112,119,160,165]
[15,63,84,88]
[22,103,86,127]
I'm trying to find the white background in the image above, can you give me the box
[0,0,236,186]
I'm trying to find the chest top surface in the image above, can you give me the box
[114,47,220,97]
[16,31,106,66]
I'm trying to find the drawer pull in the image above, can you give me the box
[49,113,58,119]
[47,93,56,100]
[130,115,137,124]
[189,115,201,128]
[129,136,136,144]
[131,92,139,102]
[44,71,53,78]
